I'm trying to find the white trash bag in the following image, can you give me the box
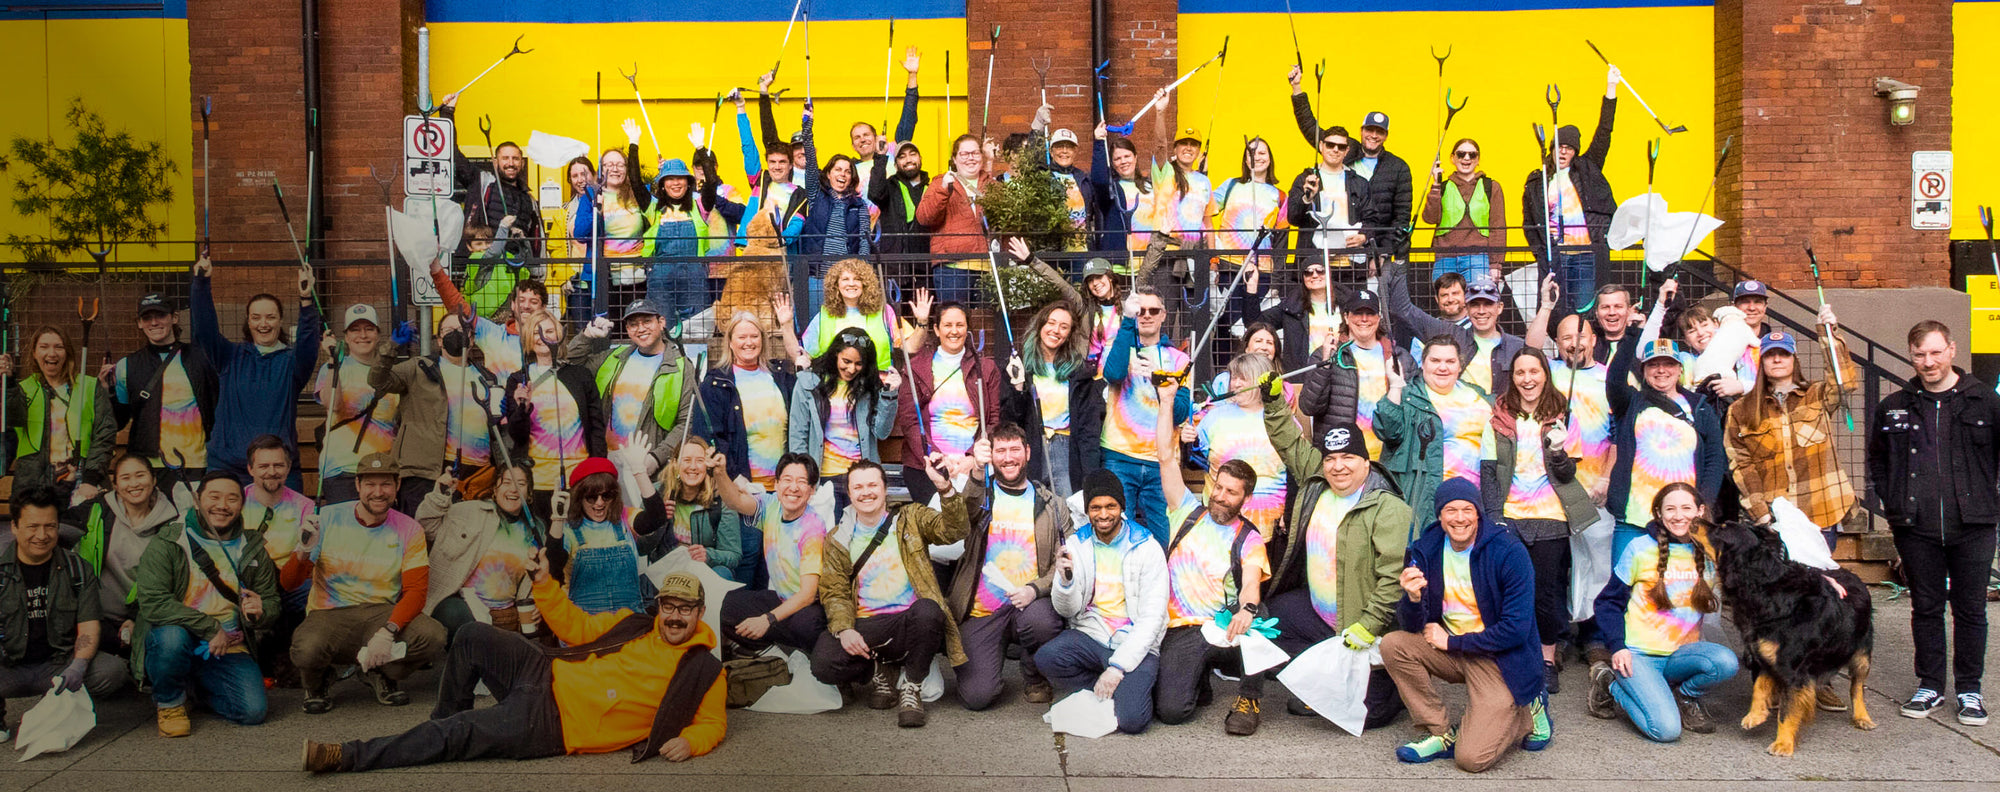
[746,649,843,715]
[1043,690,1119,739]
[1769,497,1840,571]
[15,682,94,761]
[1569,506,1616,621]
[1277,638,1377,736]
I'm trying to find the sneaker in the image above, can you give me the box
[1544,661,1562,695]
[896,679,927,728]
[1224,697,1261,736]
[156,704,192,738]
[1396,728,1457,763]
[1959,693,1989,726]
[1675,691,1717,734]
[302,739,345,774]
[868,663,897,710]
[1900,688,1946,719]
[1587,662,1619,720]
[1023,677,1055,705]
[1816,682,1849,712]
[1521,693,1554,751]
[365,672,410,707]
[302,682,333,715]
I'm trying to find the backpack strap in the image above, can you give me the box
[538,612,654,661]
[848,510,898,582]
[184,534,242,606]
[1167,505,1208,555]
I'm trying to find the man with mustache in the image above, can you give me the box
[0,486,127,739]
[305,570,725,772]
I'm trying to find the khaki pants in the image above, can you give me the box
[1380,630,1532,773]
[291,603,446,690]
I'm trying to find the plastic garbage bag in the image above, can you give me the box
[746,649,842,715]
[1043,690,1119,738]
[524,131,590,170]
[1277,638,1377,736]
[645,546,745,658]
[1569,506,1616,621]
[912,658,944,703]
[15,682,94,761]
[1769,497,1840,570]
[1198,620,1291,676]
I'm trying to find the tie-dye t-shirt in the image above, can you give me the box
[601,196,646,258]
[1090,304,1120,364]
[181,531,247,651]
[972,486,1037,618]
[472,315,523,382]
[1207,179,1283,257]
[822,381,863,477]
[1506,416,1566,521]
[1194,401,1288,536]
[1305,488,1364,627]
[1624,393,1699,523]
[1551,169,1590,247]
[606,351,663,455]
[1441,544,1485,635]
[1309,305,1340,357]
[1550,361,1613,496]
[1430,383,1494,486]
[1090,541,1132,642]
[758,492,826,600]
[1179,171,1213,241]
[734,365,788,486]
[1463,335,1501,395]
[1350,342,1392,459]
[1164,492,1270,628]
[315,356,400,479]
[308,504,428,612]
[1615,535,1714,656]
[116,350,206,468]
[245,486,316,565]
[439,360,492,467]
[1034,371,1071,433]
[463,517,536,609]
[1103,343,1192,460]
[848,515,916,618]
[928,350,980,455]
[523,363,586,491]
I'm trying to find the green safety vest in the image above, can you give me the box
[809,310,895,371]
[464,253,525,318]
[640,199,712,258]
[593,347,686,439]
[14,377,98,463]
[1439,177,1492,232]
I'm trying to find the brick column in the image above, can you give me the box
[965,0,1176,154]
[1714,0,1954,289]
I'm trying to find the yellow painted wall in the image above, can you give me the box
[0,18,193,262]
[1178,7,1713,253]
[1954,1,1996,240]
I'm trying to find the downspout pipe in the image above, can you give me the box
[302,0,325,259]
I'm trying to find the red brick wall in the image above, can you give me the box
[967,0,1177,155]
[1714,0,1954,289]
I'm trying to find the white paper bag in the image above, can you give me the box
[645,546,745,658]
[1769,497,1840,570]
[1569,506,1616,621]
[746,649,843,714]
[1043,690,1119,738]
[15,683,94,761]
[1278,639,1377,736]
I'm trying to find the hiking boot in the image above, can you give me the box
[1521,692,1554,751]
[366,672,410,707]
[1816,682,1848,712]
[868,663,897,710]
[1023,677,1055,705]
[302,739,345,774]
[1224,697,1261,736]
[1959,693,1989,726]
[1544,661,1563,695]
[896,678,927,728]
[1396,728,1456,763]
[156,704,191,738]
[1902,688,1947,719]
[1582,641,1612,667]
[302,681,333,715]
[1587,662,1619,720]
[1286,696,1316,717]
[1675,691,1717,734]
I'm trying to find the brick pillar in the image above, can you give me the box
[1715,0,1954,289]
[966,0,1176,154]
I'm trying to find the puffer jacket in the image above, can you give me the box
[1298,339,1414,440]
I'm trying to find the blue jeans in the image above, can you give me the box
[1609,641,1739,742]
[933,263,979,306]
[1556,249,1597,313]
[143,626,268,725]
[646,261,710,327]
[1433,254,1491,283]
[1045,433,1074,504]
[1103,450,1167,547]
[1034,629,1161,734]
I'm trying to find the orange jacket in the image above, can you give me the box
[531,578,728,756]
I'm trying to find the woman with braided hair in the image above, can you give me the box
[1586,482,1736,742]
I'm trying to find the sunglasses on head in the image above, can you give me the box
[1454,150,1479,160]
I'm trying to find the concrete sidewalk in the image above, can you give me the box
[5,592,1995,791]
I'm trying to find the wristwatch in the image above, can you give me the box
[382,622,402,639]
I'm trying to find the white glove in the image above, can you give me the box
[584,316,614,339]
[1544,425,1569,451]
[1006,355,1026,388]
[1121,292,1142,319]
[686,122,705,150]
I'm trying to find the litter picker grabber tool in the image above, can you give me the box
[771,0,807,80]
[945,51,954,135]
[803,7,814,102]
[76,298,99,375]
[1209,360,1321,404]
[1410,87,1468,241]
[1981,205,1999,283]
[454,35,533,99]
[478,115,510,218]
[618,64,662,158]
[1639,138,1661,293]
[883,19,897,137]
[1586,40,1687,135]
[367,165,404,327]
[1672,134,1733,276]
[707,92,724,150]
[200,96,212,258]
[1546,84,1562,141]
[1312,60,1327,130]
[1282,0,1304,72]
[1093,59,1110,124]
[594,72,602,155]
[272,180,328,325]
[1107,44,1228,136]
[1532,123,1557,288]
[1197,36,1229,173]
[1803,241,1856,431]
[980,25,1001,143]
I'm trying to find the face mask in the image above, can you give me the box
[441,329,468,357]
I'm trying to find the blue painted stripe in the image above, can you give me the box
[0,1,186,21]
[1179,0,1708,12]
[426,0,962,23]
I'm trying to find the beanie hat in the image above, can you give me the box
[1082,469,1126,510]
[568,456,618,490]
[1433,477,1484,520]
[1319,422,1369,461]
[1556,125,1582,152]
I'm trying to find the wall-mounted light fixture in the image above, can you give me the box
[1874,78,1920,126]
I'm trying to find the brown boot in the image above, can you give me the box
[302,739,345,774]
[896,678,927,728]
[1817,682,1849,712]
[156,705,191,738]
[868,663,897,710]
[1023,677,1055,704]
[1224,697,1262,736]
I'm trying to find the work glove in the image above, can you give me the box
[1340,623,1377,651]
[1006,354,1026,388]
[1120,292,1142,319]
[1260,371,1285,404]
[57,657,89,692]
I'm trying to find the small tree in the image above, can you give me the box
[975,138,1083,313]
[0,99,178,263]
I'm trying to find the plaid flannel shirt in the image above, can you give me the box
[1723,331,1862,528]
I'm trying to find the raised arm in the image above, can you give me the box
[1154,378,1189,508]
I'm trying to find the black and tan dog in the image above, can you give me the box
[1707,520,1875,756]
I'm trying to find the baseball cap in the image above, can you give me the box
[655,572,705,604]
[1081,258,1115,278]
[1175,127,1203,145]
[355,452,399,478]
[1733,280,1770,300]
[1640,339,1682,364]
[342,304,380,332]
[622,298,663,321]
[1345,288,1381,313]
[1050,129,1078,147]
[1320,422,1369,460]
[1759,330,1797,357]
[1466,276,1503,304]
[137,293,171,317]
[1362,111,1390,131]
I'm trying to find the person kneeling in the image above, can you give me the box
[1381,479,1550,772]
[1034,470,1169,735]
[303,568,726,772]
[133,473,282,737]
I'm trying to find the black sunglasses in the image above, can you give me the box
[1321,140,1350,150]
[1453,150,1480,160]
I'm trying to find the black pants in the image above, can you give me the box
[956,598,1062,711]
[255,593,308,678]
[344,624,566,771]
[396,476,437,517]
[1155,624,1264,725]
[720,588,828,654]
[319,473,357,506]
[1263,588,1406,730]
[809,598,946,687]
[1896,526,1997,695]
[1518,527,1573,648]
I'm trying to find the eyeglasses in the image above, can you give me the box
[655,602,700,617]
[1453,150,1480,160]
[1138,307,1165,317]
[1320,141,1350,150]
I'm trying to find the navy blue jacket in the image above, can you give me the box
[1603,331,1726,523]
[798,114,873,259]
[1087,138,1133,252]
[1397,478,1543,707]
[699,359,798,484]
[190,274,322,479]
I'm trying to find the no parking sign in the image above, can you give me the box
[1912,150,1951,230]
[404,115,455,197]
